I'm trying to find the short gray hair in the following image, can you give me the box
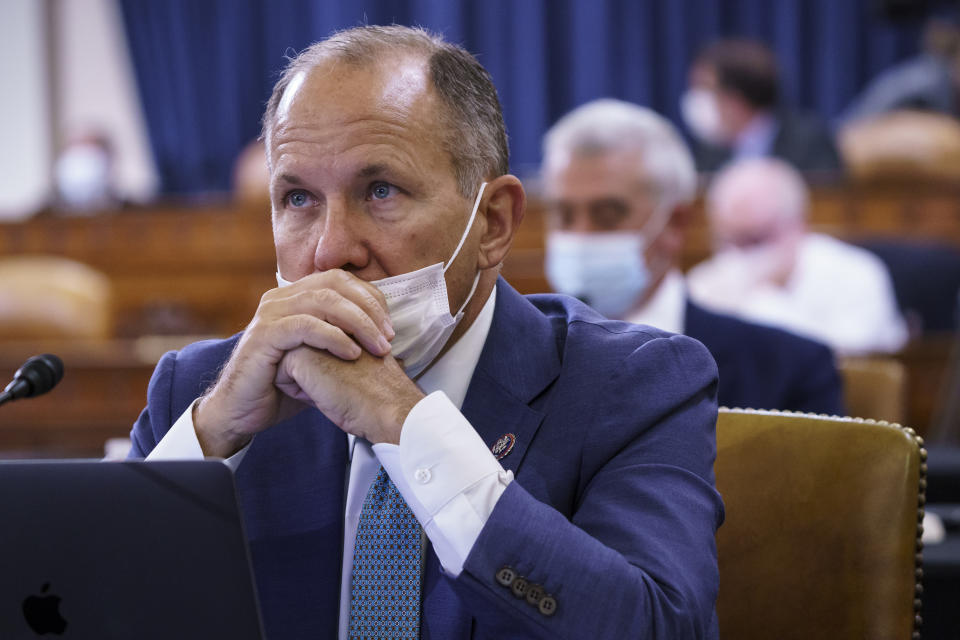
[542,99,697,210]
[261,25,509,198]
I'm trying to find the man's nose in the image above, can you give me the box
[313,198,370,272]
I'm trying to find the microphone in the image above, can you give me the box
[0,354,65,407]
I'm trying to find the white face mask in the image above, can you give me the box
[680,88,726,146]
[55,145,112,209]
[277,182,486,378]
[545,204,671,318]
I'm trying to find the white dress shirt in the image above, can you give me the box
[623,269,686,334]
[687,233,909,355]
[147,288,512,639]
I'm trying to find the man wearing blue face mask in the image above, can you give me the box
[543,99,844,416]
[131,27,724,639]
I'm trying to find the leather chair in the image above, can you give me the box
[838,356,906,424]
[838,110,960,181]
[715,408,926,639]
[0,255,112,340]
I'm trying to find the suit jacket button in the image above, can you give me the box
[495,566,516,587]
[511,576,528,598]
[526,583,544,606]
[539,595,557,617]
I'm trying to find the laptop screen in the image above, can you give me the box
[0,460,264,639]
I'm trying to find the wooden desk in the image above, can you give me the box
[0,337,210,458]
[0,202,276,337]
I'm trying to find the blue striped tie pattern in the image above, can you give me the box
[348,467,422,639]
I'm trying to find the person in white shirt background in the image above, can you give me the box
[687,157,909,355]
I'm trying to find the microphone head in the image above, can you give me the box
[12,354,64,398]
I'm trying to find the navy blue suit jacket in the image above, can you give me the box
[130,278,724,639]
[685,301,844,415]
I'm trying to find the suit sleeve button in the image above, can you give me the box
[525,583,544,606]
[539,595,557,617]
[511,576,528,598]
[495,566,516,587]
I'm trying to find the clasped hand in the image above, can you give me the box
[194,269,424,457]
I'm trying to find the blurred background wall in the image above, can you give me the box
[0,0,157,219]
[0,0,944,203]
[113,0,925,194]
[0,0,53,218]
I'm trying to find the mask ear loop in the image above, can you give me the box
[639,199,676,250]
[443,182,487,317]
[443,182,487,274]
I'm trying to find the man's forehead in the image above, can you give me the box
[547,150,652,194]
[714,191,782,232]
[276,71,307,122]
[275,55,434,127]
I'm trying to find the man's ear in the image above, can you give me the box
[659,203,691,249]
[668,202,692,234]
[648,203,690,271]
[477,175,525,270]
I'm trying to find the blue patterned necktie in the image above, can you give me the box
[348,466,423,639]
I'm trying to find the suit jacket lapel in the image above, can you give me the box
[460,278,560,474]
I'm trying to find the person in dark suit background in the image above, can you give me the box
[131,26,724,639]
[542,98,844,415]
[680,39,843,174]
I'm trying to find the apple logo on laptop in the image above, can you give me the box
[22,583,68,635]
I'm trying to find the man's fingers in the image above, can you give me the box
[271,315,363,361]
[296,270,394,339]
[285,288,392,356]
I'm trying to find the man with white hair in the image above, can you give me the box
[542,99,844,414]
[688,158,908,355]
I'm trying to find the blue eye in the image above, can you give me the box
[286,190,310,208]
[369,182,395,200]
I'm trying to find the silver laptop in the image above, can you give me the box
[0,460,264,639]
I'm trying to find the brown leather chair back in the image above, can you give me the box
[838,356,907,424]
[839,109,960,181]
[715,408,926,639]
[0,255,112,340]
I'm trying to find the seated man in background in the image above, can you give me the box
[681,39,842,174]
[688,157,908,355]
[841,16,960,123]
[131,26,724,639]
[542,99,843,415]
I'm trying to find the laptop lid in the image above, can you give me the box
[0,460,264,640]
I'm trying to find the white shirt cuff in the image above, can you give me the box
[145,398,250,471]
[373,390,512,577]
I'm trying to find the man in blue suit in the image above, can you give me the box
[132,26,723,639]
[542,99,844,415]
